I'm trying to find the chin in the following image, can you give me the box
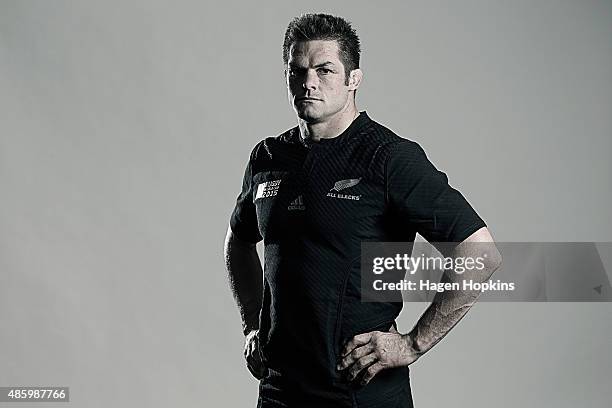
[295,106,324,122]
[297,112,317,121]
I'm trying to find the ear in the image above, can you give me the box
[347,68,363,91]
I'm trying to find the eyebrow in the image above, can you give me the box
[288,61,336,69]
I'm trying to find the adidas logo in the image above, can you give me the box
[255,179,282,200]
[288,195,305,211]
[327,178,362,201]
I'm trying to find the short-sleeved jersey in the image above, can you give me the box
[230,111,486,408]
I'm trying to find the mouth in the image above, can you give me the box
[296,97,322,102]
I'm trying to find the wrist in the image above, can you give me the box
[242,308,261,336]
[401,332,426,364]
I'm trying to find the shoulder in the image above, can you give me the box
[246,126,298,161]
[354,115,426,164]
[243,126,303,177]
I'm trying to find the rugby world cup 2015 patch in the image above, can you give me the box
[255,179,282,200]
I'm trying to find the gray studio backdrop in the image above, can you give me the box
[1,1,611,407]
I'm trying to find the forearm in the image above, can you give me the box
[405,239,502,358]
[224,226,264,335]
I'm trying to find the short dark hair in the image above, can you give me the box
[283,13,361,85]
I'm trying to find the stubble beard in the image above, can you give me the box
[295,103,324,123]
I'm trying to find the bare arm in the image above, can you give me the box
[224,225,267,379]
[339,226,502,385]
[223,225,263,335]
[405,226,502,359]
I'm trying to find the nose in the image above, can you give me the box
[302,69,318,91]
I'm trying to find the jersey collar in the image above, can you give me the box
[288,111,371,148]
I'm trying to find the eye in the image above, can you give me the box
[287,68,306,78]
[318,68,332,74]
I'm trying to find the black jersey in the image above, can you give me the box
[230,111,486,408]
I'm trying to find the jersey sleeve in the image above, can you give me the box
[385,140,486,244]
[229,146,263,244]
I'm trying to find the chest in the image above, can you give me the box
[251,143,388,242]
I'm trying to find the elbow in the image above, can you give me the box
[225,225,257,253]
[484,246,502,278]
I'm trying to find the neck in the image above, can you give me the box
[298,104,360,142]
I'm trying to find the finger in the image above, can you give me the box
[342,332,374,357]
[244,336,266,380]
[337,342,374,370]
[360,362,384,385]
[347,353,378,382]
[245,338,256,358]
[246,333,262,357]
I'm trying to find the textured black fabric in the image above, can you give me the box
[230,111,486,407]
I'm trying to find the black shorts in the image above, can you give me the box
[257,367,414,408]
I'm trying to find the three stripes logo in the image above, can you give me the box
[287,195,305,211]
[327,178,362,201]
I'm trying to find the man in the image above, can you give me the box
[224,13,502,408]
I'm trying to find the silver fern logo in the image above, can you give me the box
[331,178,361,192]
[327,178,362,200]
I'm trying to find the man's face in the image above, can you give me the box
[286,40,355,123]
